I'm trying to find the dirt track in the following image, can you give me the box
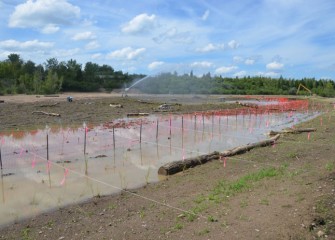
[0,94,334,240]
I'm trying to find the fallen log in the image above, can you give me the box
[109,104,123,108]
[236,101,259,108]
[127,113,149,117]
[220,134,280,157]
[32,111,61,117]
[268,128,316,136]
[158,152,220,176]
[43,95,59,97]
[158,134,280,176]
[39,102,59,107]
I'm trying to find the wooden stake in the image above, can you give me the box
[113,127,115,150]
[0,147,2,170]
[156,119,159,141]
[140,120,142,144]
[84,127,87,155]
[47,134,51,188]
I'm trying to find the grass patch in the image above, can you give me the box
[188,166,287,219]
[197,228,210,236]
[21,227,32,240]
[173,222,183,230]
[325,162,335,171]
[259,198,269,205]
[208,166,285,203]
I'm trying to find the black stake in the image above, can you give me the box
[140,120,142,144]
[84,126,87,155]
[113,127,115,150]
[47,134,49,161]
[0,146,2,170]
[156,119,159,141]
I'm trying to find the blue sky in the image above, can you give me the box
[0,0,334,79]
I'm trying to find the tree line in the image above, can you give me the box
[0,53,144,95]
[0,54,334,97]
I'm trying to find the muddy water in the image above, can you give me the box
[0,110,319,227]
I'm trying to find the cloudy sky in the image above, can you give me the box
[0,0,334,79]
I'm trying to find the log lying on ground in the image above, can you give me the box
[220,134,280,157]
[43,94,59,97]
[109,104,123,108]
[158,134,280,176]
[32,111,61,117]
[127,113,149,117]
[158,152,220,176]
[268,128,316,136]
[236,101,259,108]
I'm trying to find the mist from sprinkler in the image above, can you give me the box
[123,75,152,97]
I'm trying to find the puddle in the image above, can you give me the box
[0,105,320,227]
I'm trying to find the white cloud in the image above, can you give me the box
[234,71,247,77]
[245,59,255,65]
[41,24,60,34]
[227,40,239,49]
[85,41,99,50]
[91,53,102,59]
[0,39,54,50]
[233,56,243,63]
[153,28,193,44]
[53,48,80,57]
[266,61,284,70]
[121,13,156,34]
[215,65,238,74]
[201,10,210,21]
[148,61,164,70]
[72,31,95,41]
[190,61,213,68]
[9,0,80,32]
[196,43,224,52]
[107,47,146,60]
[257,71,280,78]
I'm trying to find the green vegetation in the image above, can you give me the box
[325,162,335,171]
[0,53,142,95]
[192,166,286,212]
[1,53,334,96]
[21,227,32,240]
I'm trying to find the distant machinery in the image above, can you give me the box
[296,84,312,96]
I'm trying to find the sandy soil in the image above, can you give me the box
[0,94,334,240]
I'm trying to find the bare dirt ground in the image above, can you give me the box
[0,93,334,240]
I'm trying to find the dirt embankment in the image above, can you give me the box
[0,93,239,131]
[0,94,334,240]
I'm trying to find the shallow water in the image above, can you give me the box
[0,109,319,227]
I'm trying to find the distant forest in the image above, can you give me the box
[1,54,334,97]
